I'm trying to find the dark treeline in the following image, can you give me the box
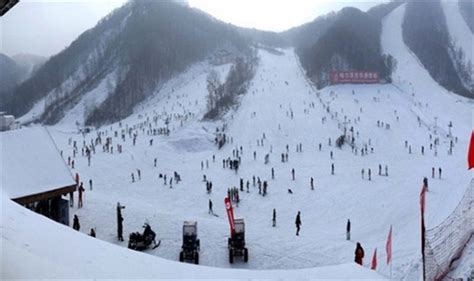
[296,7,396,89]
[366,0,404,21]
[403,0,472,98]
[1,3,132,118]
[86,1,250,126]
[204,49,258,120]
[0,54,22,99]
[459,0,473,33]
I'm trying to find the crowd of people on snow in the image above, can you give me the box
[60,81,458,270]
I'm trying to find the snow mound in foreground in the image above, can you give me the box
[0,192,385,279]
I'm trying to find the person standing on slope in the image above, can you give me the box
[295,211,302,236]
[208,199,213,215]
[117,202,125,241]
[78,182,85,208]
[346,219,351,240]
[354,242,365,265]
[272,209,276,227]
[73,215,80,231]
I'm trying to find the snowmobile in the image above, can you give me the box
[179,221,200,264]
[128,223,160,250]
[228,218,248,263]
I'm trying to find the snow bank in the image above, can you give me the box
[0,192,385,279]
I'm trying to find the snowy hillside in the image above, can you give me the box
[35,44,471,279]
[2,1,473,279]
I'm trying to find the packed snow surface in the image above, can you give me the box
[40,46,471,279]
[0,190,385,279]
[3,4,473,278]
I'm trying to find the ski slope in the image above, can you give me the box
[0,191,384,279]
[3,3,473,278]
[39,42,472,279]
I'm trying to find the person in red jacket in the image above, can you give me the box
[354,242,365,265]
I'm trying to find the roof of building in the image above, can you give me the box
[0,126,75,201]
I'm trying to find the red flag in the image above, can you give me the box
[224,197,235,235]
[371,248,378,270]
[468,131,474,169]
[386,225,392,264]
[420,184,428,214]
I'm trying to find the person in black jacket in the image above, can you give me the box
[295,211,302,236]
[354,242,365,265]
[272,209,276,227]
[346,219,351,240]
[209,199,213,215]
[117,202,125,241]
[73,215,80,231]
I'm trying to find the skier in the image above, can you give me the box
[131,173,135,183]
[346,219,351,240]
[310,177,314,190]
[421,146,425,155]
[385,165,388,176]
[208,199,213,215]
[78,182,85,208]
[331,163,335,175]
[271,167,275,179]
[73,215,80,231]
[361,168,365,179]
[89,179,93,190]
[117,202,125,241]
[438,167,442,179]
[90,228,96,237]
[423,177,429,191]
[291,168,295,181]
[432,167,435,178]
[154,158,157,167]
[295,211,302,236]
[272,209,276,227]
[137,169,141,180]
[354,242,365,265]
[368,169,371,181]
[378,164,382,176]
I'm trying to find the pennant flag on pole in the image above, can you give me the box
[386,225,392,264]
[371,248,377,270]
[468,131,474,169]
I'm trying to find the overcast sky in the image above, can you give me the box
[1,0,387,58]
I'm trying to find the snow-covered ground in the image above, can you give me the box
[41,45,472,279]
[3,3,473,279]
[0,190,385,279]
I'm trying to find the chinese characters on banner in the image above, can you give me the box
[330,71,380,84]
